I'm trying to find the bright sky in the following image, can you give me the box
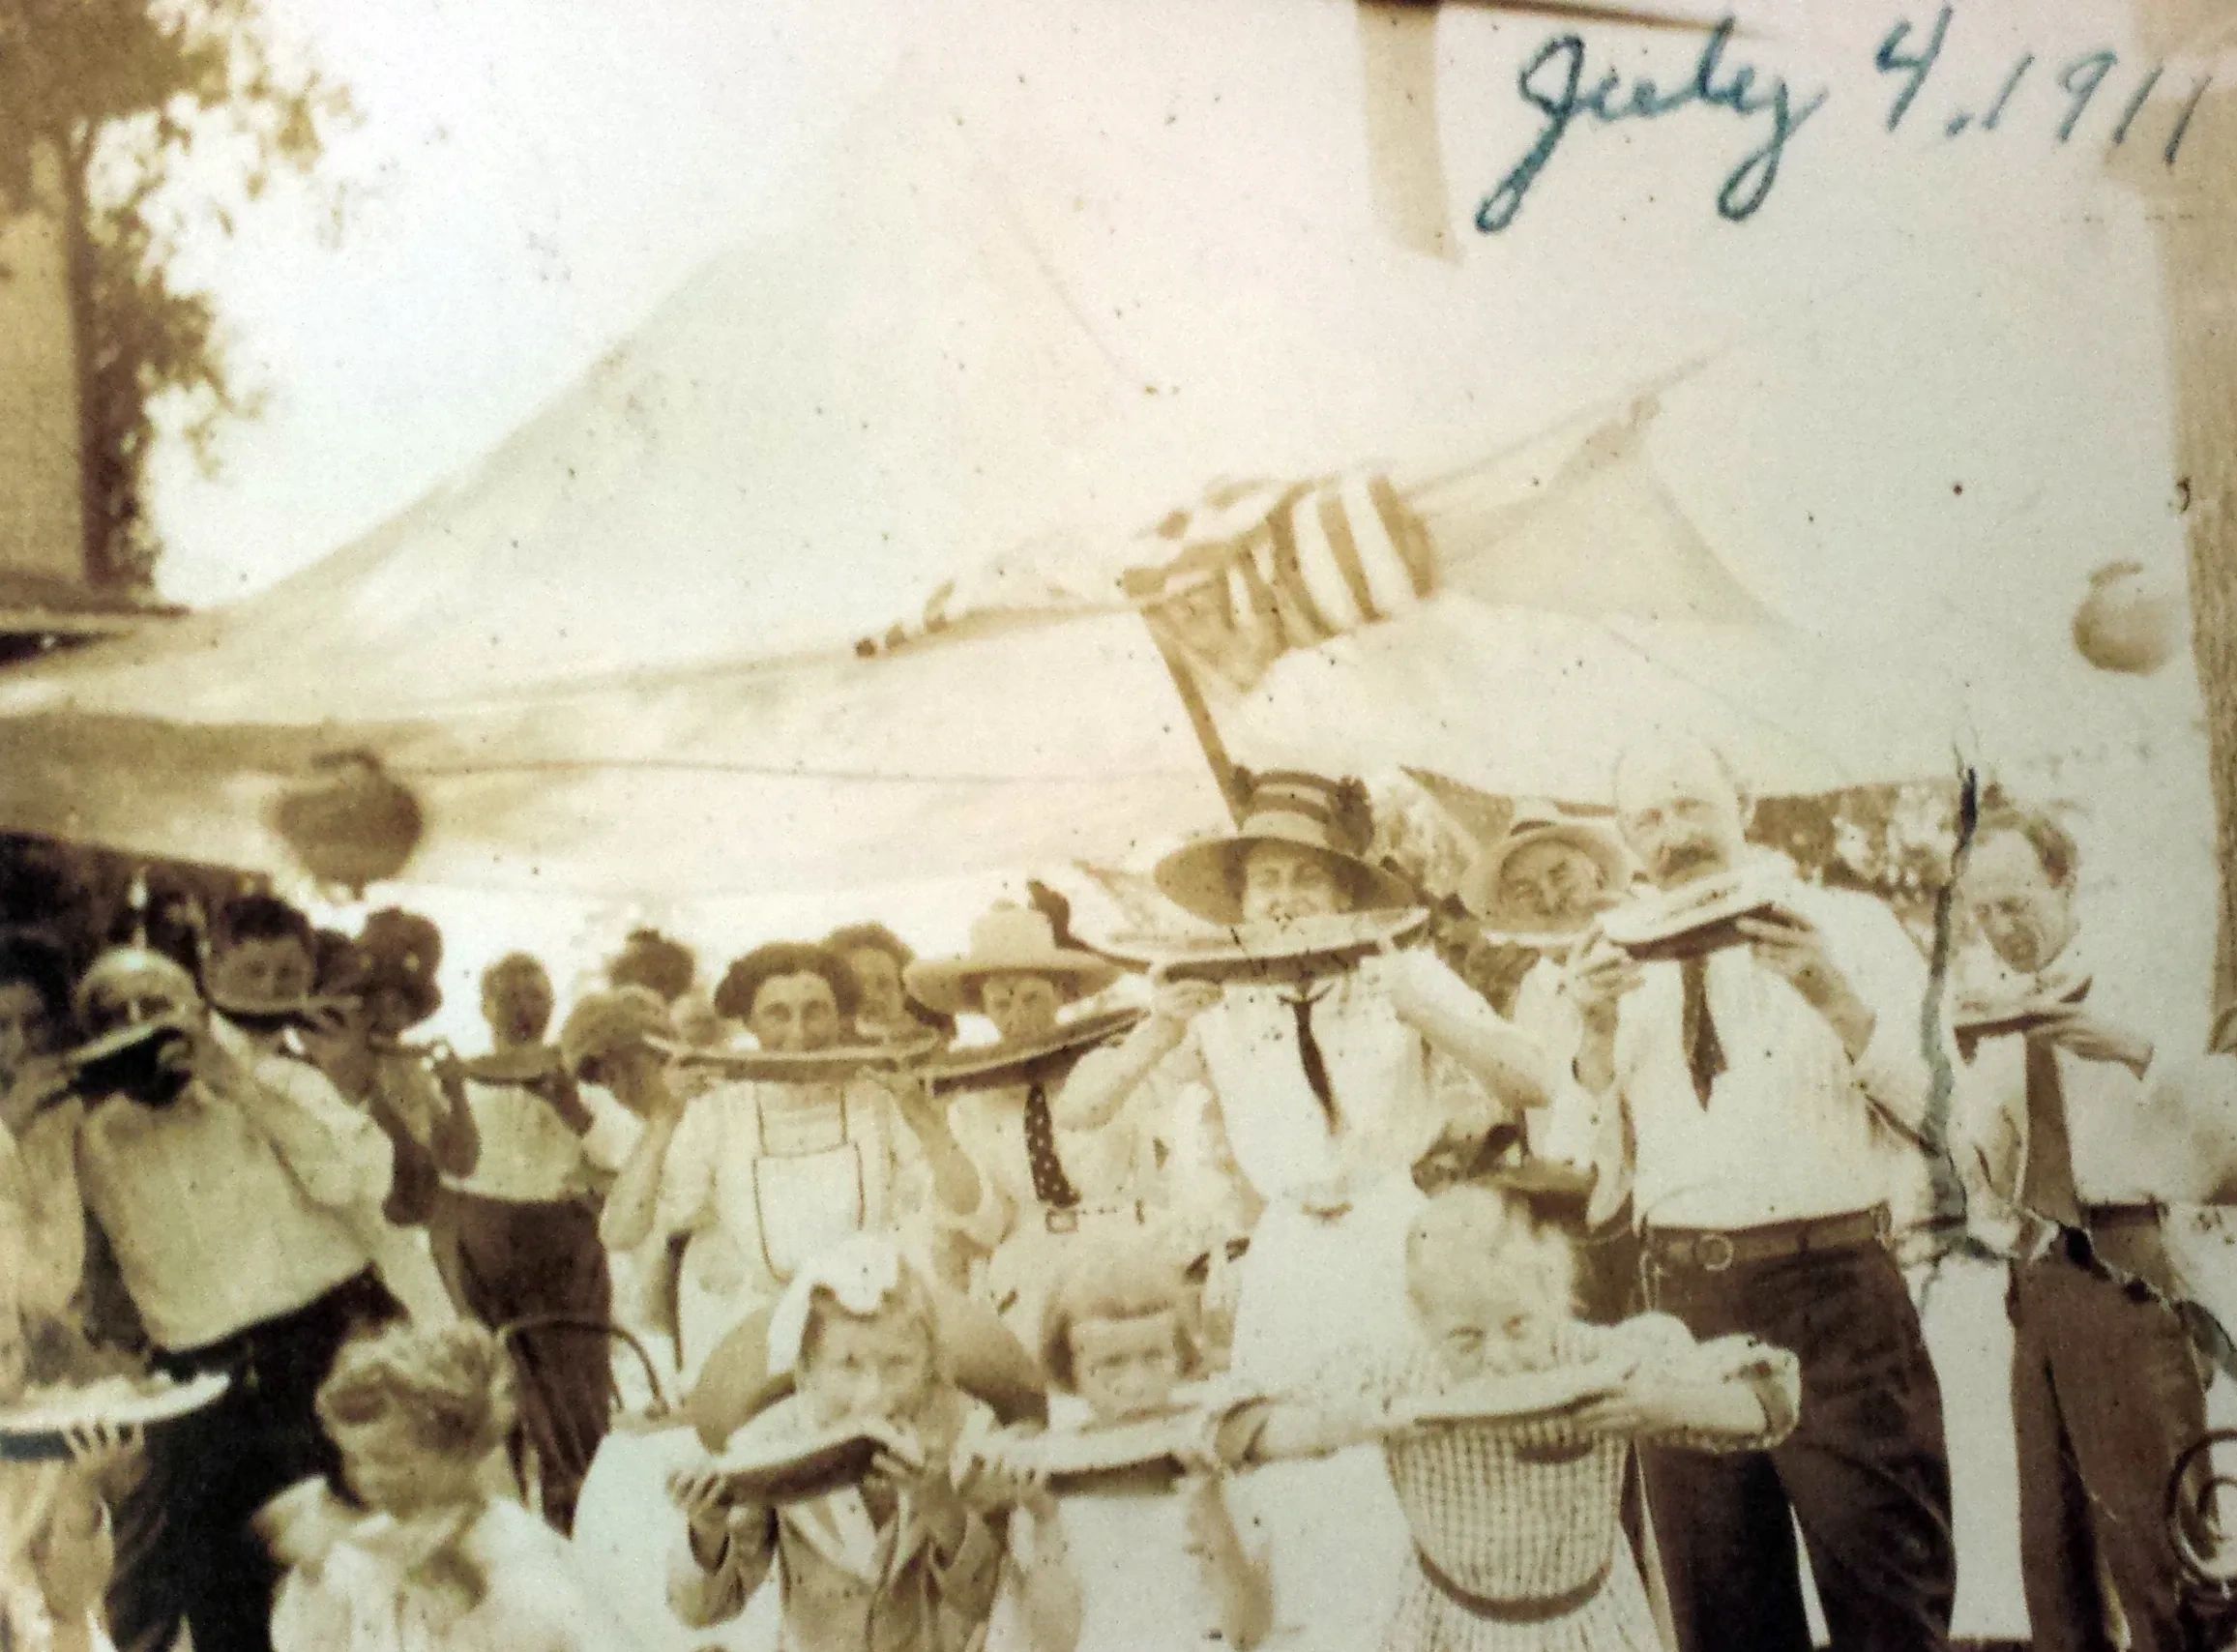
[146,0,872,605]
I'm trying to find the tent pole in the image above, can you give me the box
[1145,625,1251,825]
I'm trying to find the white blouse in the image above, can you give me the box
[1160,951,1511,1205]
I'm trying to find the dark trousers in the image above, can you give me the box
[1642,1237,1956,1652]
[106,1270,402,1652]
[428,1189,612,1533]
[2010,1244,2211,1652]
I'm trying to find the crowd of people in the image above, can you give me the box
[0,744,2231,1652]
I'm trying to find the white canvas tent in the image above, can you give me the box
[0,77,2152,900]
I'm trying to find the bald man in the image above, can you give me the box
[1565,739,1956,1652]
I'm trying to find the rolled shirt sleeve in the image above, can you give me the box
[650,1093,721,1239]
[577,1083,648,1179]
[245,1057,396,1213]
[882,1080,1006,1252]
[1604,1312,1803,1454]
[1808,886,1940,1140]
[1387,950,1553,1113]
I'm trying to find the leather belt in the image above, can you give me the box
[1415,1549,1610,1623]
[1644,1205,1889,1274]
[2082,1201,2162,1230]
[2062,1202,2177,1295]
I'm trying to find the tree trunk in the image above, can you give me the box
[51,129,105,588]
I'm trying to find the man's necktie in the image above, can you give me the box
[1287,988,1339,1131]
[1023,1081,1079,1209]
[2018,1034,2083,1230]
[1679,955,1726,1108]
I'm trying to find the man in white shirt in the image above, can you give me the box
[1953,805,2212,1652]
[69,947,402,1652]
[1566,738,1956,1652]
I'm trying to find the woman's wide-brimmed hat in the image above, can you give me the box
[904,904,1120,1018]
[1457,811,1635,940]
[1153,770,1416,926]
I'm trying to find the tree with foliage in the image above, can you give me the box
[0,0,353,589]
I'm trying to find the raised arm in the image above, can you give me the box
[598,1054,699,1253]
[1052,980,1217,1132]
[1215,1394,1381,1466]
[1382,950,1550,1115]
[881,1074,986,1222]
[214,1039,394,1213]
[1748,889,1937,1136]
[1564,1313,1801,1452]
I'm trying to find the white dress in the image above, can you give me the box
[264,1483,642,1652]
[992,1397,1270,1647]
[653,1077,983,1379]
[1164,952,1523,1652]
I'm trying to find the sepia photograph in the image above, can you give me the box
[0,0,2234,1648]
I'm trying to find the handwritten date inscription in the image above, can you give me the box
[1478,11,2211,236]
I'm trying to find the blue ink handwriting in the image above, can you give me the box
[1478,10,2215,237]
[1877,9,2211,165]
[1478,17,1830,234]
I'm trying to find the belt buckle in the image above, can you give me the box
[1045,1207,1080,1235]
[1695,1232,1736,1273]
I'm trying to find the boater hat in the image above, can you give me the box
[1457,811,1635,940]
[904,905,1120,1018]
[1153,769,1415,926]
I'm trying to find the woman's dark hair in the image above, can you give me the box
[210,893,315,957]
[713,942,859,1022]
[824,923,915,968]
[608,929,697,1003]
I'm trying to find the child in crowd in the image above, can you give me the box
[664,1234,1048,1652]
[1234,1183,1801,1652]
[258,1319,638,1652]
[1003,1232,1272,1652]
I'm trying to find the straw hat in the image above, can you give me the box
[904,904,1119,1018]
[1153,770,1415,926]
[1457,812,1634,940]
[558,986,673,1085]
